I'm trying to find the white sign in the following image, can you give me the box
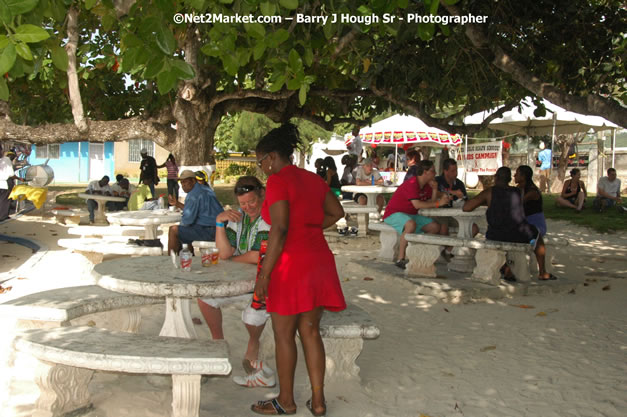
[459,142,503,175]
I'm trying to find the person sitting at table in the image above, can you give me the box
[402,149,421,183]
[323,156,342,198]
[314,158,326,179]
[167,170,223,255]
[463,166,556,281]
[196,176,275,388]
[593,168,622,213]
[515,165,547,236]
[84,176,112,224]
[127,178,158,211]
[383,160,450,269]
[340,154,357,200]
[435,158,479,237]
[107,177,134,211]
[556,168,587,212]
[354,158,386,212]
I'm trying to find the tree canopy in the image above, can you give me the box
[0,0,624,164]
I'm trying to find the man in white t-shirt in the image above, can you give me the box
[594,168,622,212]
[84,176,112,223]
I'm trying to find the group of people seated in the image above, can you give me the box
[556,167,622,213]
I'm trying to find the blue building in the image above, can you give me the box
[29,142,115,184]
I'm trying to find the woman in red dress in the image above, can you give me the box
[251,124,346,416]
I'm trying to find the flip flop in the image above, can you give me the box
[305,399,327,417]
[538,273,557,281]
[251,398,296,415]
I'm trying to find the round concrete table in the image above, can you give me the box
[419,207,487,273]
[93,256,256,338]
[78,193,126,225]
[106,209,182,239]
[341,185,397,219]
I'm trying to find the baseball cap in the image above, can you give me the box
[362,158,373,165]
[140,148,148,154]
[177,169,196,180]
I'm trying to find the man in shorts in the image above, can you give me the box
[167,170,223,255]
[383,160,450,269]
[593,168,622,213]
[197,176,275,387]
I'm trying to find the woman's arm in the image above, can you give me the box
[522,188,541,202]
[580,181,587,196]
[322,190,344,229]
[325,169,335,186]
[254,200,289,300]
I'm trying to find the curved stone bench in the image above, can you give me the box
[368,222,398,260]
[0,285,163,332]
[319,304,380,381]
[51,209,88,225]
[341,203,379,235]
[58,238,163,263]
[405,234,466,277]
[13,326,230,417]
[68,225,160,239]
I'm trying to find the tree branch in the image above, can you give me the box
[65,5,88,133]
[443,3,627,128]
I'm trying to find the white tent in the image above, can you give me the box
[305,136,348,173]
[463,97,620,168]
[463,98,619,136]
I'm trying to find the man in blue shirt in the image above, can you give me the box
[167,170,223,255]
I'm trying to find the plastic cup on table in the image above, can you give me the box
[210,248,219,265]
[201,248,212,267]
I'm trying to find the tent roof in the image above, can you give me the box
[464,98,620,136]
[347,114,462,147]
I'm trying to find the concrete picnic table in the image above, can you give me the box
[106,209,182,239]
[419,206,487,273]
[93,256,256,339]
[78,193,126,225]
[341,185,398,219]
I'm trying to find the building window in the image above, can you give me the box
[36,144,60,159]
[128,139,155,162]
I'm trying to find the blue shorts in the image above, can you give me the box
[383,212,434,235]
[178,224,216,244]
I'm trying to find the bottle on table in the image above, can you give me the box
[180,244,192,271]
[371,174,375,185]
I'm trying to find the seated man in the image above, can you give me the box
[354,158,386,212]
[463,166,556,281]
[593,168,622,212]
[127,178,157,211]
[383,160,450,269]
[107,177,134,211]
[197,176,275,387]
[167,170,223,255]
[84,176,111,224]
[435,158,479,236]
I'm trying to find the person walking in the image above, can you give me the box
[157,153,179,204]
[251,123,346,416]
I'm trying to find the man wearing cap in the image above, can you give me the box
[167,169,224,255]
[139,148,159,196]
[354,157,386,212]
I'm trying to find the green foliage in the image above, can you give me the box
[223,163,257,177]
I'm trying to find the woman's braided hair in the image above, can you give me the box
[256,123,302,160]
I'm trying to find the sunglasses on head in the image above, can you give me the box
[235,185,261,195]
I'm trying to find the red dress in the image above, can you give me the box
[261,165,346,315]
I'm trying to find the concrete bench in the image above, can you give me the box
[58,238,163,263]
[68,225,160,239]
[51,209,88,225]
[0,285,163,332]
[319,304,380,381]
[368,222,399,260]
[341,203,379,235]
[405,234,568,285]
[13,326,230,417]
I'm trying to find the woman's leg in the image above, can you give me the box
[298,307,326,414]
[556,196,576,209]
[398,219,417,261]
[269,312,299,410]
[576,191,585,211]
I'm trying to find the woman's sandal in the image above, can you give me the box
[305,399,327,417]
[251,398,296,415]
[538,273,557,281]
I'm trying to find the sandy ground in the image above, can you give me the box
[0,214,626,417]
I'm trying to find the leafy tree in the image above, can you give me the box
[0,0,624,165]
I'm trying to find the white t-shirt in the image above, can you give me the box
[86,180,111,194]
[354,166,382,183]
[110,183,135,197]
[0,156,14,190]
[597,176,621,197]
